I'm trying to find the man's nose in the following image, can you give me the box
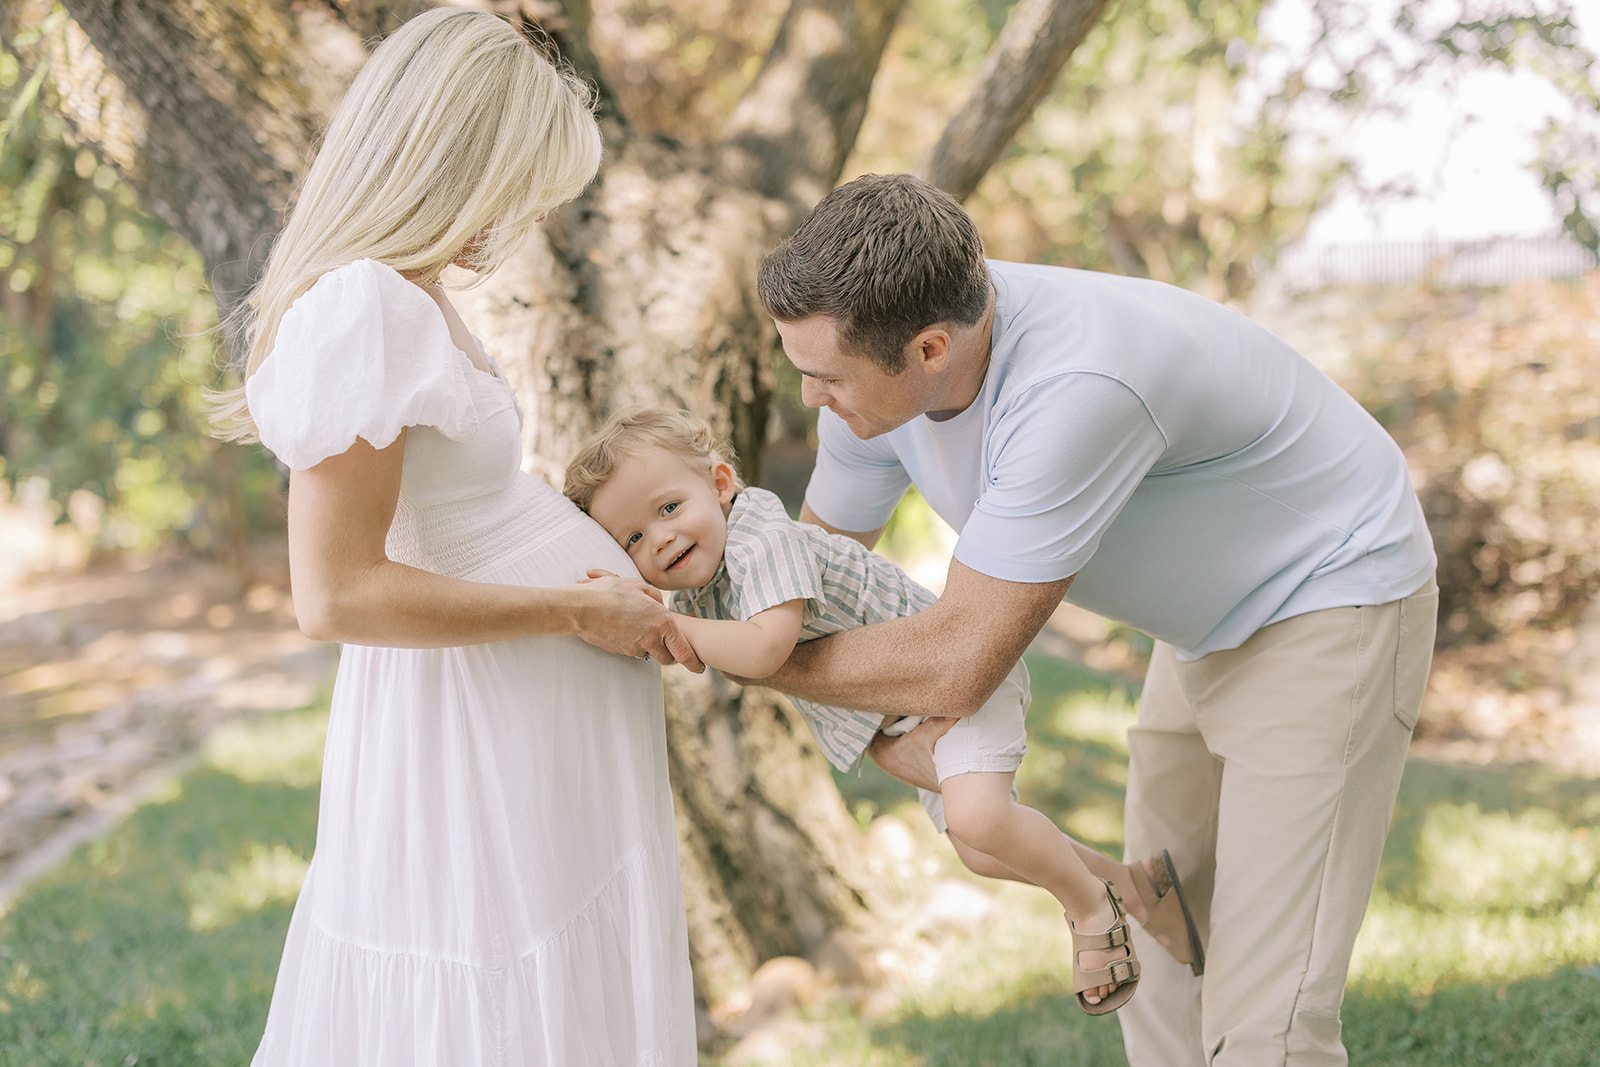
[799,376,827,408]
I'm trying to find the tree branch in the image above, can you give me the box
[920,0,1111,202]
[720,0,909,212]
[17,0,368,308]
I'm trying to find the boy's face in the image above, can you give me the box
[588,446,738,591]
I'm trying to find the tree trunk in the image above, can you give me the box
[12,0,1105,1010]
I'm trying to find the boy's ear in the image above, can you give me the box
[713,460,739,504]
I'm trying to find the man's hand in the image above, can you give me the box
[866,717,958,791]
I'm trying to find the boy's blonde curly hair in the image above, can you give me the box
[563,407,744,512]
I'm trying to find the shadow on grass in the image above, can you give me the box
[0,766,318,1065]
[868,990,1131,1066]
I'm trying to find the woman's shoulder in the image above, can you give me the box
[246,259,477,470]
[284,258,433,328]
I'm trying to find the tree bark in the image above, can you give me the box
[721,0,909,212]
[12,0,1107,1011]
[920,0,1112,202]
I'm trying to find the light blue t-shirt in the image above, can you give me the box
[803,261,1436,659]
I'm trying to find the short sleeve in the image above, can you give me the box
[245,259,479,470]
[954,372,1167,583]
[802,408,912,532]
[722,489,827,619]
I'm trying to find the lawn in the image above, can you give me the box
[1,654,1597,1065]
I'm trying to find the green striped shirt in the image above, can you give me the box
[672,487,936,771]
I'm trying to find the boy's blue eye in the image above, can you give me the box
[662,502,678,516]
[625,532,642,547]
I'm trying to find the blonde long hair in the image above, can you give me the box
[211,8,603,440]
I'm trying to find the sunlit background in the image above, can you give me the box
[1,0,1598,1063]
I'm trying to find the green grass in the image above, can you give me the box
[2,659,1599,1065]
[0,708,324,1065]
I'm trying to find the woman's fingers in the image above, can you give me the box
[571,578,698,665]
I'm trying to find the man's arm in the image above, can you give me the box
[761,556,1074,719]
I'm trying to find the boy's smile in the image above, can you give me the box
[587,446,739,591]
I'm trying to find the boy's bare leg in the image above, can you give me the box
[949,833,1155,929]
[941,770,1131,1005]
[868,729,1155,927]
[947,834,1032,882]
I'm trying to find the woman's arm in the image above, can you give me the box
[287,431,700,665]
[670,600,804,679]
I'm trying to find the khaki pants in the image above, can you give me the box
[1119,580,1437,1067]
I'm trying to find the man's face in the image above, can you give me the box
[587,447,737,591]
[774,315,931,440]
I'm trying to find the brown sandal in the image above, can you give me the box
[1070,880,1140,1016]
[1130,848,1205,976]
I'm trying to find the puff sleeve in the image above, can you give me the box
[245,259,480,471]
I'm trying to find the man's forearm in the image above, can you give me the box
[764,606,1001,717]
[759,563,1075,719]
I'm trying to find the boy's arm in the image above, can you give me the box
[673,600,805,679]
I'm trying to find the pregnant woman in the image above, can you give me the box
[211,10,698,1063]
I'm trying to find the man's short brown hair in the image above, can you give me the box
[756,173,990,373]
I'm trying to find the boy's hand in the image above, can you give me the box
[866,717,958,791]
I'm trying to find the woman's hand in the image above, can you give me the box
[574,571,704,671]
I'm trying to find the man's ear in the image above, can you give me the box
[713,460,739,504]
[907,327,953,374]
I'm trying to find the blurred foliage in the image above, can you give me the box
[1325,275,1600,644]
[595,0,1600,296]
[861,0,1322,301]
[5,0,1599,582]
[0,19,279,558]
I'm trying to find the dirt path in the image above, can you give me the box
[0,542,335,901]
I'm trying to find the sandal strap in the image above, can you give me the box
[1129,857,1158,907]
[1071,922,1131,952]
[1073,956,1141,993]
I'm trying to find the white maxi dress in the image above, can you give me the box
[244,259,696,1066]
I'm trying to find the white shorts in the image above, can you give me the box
[881,659,1031,833]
